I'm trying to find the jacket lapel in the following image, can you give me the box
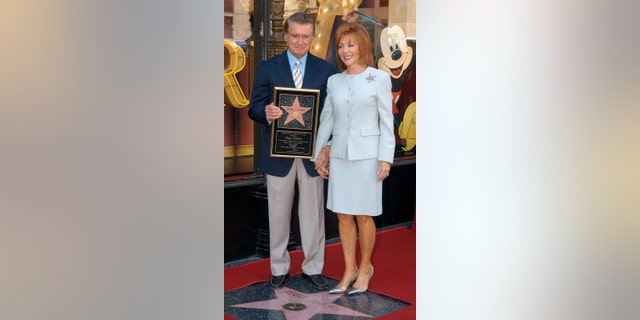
[275,52,324,89]
[302,55,320,89]
[275,53,296,88]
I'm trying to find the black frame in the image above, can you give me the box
[270,86,321,159]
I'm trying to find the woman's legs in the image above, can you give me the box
[352,215,376,291]
[335,213,359,290]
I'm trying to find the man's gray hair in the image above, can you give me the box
[284,12,315,34]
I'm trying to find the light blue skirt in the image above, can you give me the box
[327,157,383,216]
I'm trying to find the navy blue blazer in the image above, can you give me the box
[248,51,337,177]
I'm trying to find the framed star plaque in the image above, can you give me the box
[270,87,321,158]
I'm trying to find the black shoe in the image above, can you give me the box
[269,274,289,288]
[302,273,327,290]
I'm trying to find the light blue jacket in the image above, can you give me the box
[313,67,395,163]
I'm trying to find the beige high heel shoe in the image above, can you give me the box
[347,265,374,295]
[328,266,358,294]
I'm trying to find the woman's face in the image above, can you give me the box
[337,35,361,69]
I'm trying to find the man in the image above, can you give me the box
[248,12,336,290]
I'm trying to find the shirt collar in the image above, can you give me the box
[286,50,308,72]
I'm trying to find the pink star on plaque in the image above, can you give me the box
[281,96,311,126]
[228,287,373,320]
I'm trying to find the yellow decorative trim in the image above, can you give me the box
[224,146,237,158]
[236,144,254,156]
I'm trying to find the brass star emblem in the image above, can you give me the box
[281,96,311,126]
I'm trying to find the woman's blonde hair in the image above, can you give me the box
[333,22,374,71]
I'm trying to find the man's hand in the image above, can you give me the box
[315,162,329,179]
[314,146,331,179]
[265,103,282,121]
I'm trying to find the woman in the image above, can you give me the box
[312,22,395,295]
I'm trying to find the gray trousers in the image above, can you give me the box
[266,158,325,276]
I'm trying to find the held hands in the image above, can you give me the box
[314,146,331,179]
[377,161,391,181]
[315,162,330,179]
[265,103,282,121]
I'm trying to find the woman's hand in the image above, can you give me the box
[314,146,330,169]
[377,161,391,181]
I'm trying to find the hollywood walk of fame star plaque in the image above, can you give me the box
[224,275,411,319]
[270,87,321,158]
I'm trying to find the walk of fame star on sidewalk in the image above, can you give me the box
[224,274,410,320]
[230,287,371,319]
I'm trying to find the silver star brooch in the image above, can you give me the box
[366,73,376,82]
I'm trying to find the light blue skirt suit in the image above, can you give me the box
[313,67,395,216]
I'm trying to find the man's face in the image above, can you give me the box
[284,22,314,59]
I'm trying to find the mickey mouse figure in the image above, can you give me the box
[377,25,415,150]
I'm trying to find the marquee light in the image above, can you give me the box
[311,0,363,58]
[224,40,250,108]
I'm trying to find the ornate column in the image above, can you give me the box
[266,0,288,58]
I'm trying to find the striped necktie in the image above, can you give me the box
[293,60,302,88]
